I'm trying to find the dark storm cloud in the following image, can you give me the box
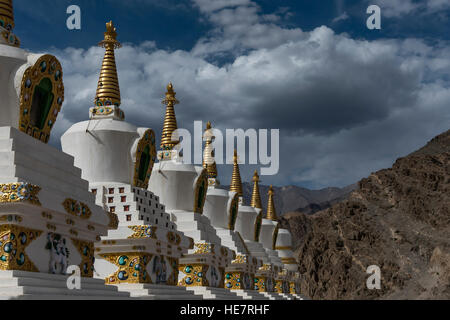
[47,0,450,189]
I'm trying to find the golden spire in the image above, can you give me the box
[251,170,263,209]
[203,121,218,179]
[266,185,278,221]
[161,82,180,150]
[95,21,122,107]
[0,0,14,30]
[230,150,243,198]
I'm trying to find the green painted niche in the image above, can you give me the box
[30,78,54,130]
[138,145,151,182]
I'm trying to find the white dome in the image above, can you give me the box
[235,205,261,242]
[62,119,155,186]
[203,188,238,230]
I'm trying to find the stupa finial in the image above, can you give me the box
[160,82,180,150]
[230,149,243,198]
[266,185,278,221]
[94,21,122,108]
[203,121,218,180]
[0,0,20,47]
[251,170,263,209]
[0,0,14,29]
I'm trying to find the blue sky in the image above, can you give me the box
[10,0,450,189]
[15,0,450,52]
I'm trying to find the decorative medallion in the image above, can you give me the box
[128,225,157,239]
[0,25,20,47]
[0,225,42,272]
[194,243,214,254]
[0,215,22,223]
[62,199,92,220]
[19,54,64,143]
[275,279,290,294]
[0,183,41,205]
[224,272,253,290]
[102,252,152,284]
[178,264,209,287]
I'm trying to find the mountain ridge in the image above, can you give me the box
[281,129,450,299]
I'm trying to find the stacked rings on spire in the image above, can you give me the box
[95,21,122,107]
[251,171,263,210]
[230,150,244,198]
[0,0,14,30]
[160,83,180,150]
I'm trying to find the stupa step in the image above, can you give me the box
[0,294,130,301]
[0,271,128,297]
[0,150,85,187]
[262,292,289,300]
[137,294,203,300]
[0,164,90,200]
[233,290,271,300]
[0,285,129,297]
[186,287,244,300]
[0,277,121,291]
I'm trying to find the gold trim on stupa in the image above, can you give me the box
[203,121,218,179]
[94,21,122,107]
[0,0,14,29]
[160,82,180,150]
[266,185,278,221]
[251,170,263,210]
[0,0,19,47]
[230,150,243,198]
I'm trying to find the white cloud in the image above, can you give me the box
[47,0,450,189]
[332,12,349,23]
[367,0,450,17]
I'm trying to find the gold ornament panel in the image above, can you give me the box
[224,272,254,290]
[194,243,214,254]
[255,276,275,293]
[0,183,41,205]
[133,130,157,189]
[128,225,157,239]
[62,199,92,220]
[0,27,19,47]
[102,252,153,284]
[275,280,290,294]
[71,239,95,278]
[178,264,209,287]
[0,225,42,272]
[19,54,64,143]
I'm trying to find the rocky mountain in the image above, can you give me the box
[281,130,450,300]
[223,183,356,215]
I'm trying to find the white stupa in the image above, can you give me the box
[147,84,248,300]
[0,1,128,299]
[61,22,198,300]
[201,122,268,299]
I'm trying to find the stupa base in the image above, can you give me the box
[0,270,130,300]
